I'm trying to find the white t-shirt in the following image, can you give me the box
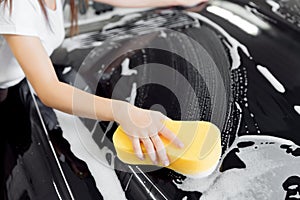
[0,0,65,89]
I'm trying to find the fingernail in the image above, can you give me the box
[179,142,185,148]
[163,160,169,167]
[151,158,157,165]
[150,156,157,165]
[137,153,144,160]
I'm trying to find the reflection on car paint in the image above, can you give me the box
[257,64,285,93]
[177,136,300,199]
[7,0,298,199]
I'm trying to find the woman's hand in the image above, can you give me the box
[94,0,208,8]
[114,101,184,166]
[176,0,209,7]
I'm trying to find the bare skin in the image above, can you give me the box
[95,0,208,7]
[3,0,207,166]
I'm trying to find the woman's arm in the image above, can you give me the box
[4,34,183,166]
[93,0,208,8]
[4,34,115,120]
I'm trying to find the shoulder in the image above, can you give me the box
[0,0,42,36]
[0,0,42,23]
[1,0,40,11]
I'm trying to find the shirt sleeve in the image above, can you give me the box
[0,0,40,37]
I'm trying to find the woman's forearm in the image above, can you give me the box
[93,0,181,8]
[40,80,125,122]
[3,34,126,123]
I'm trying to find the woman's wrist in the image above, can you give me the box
[110,99,132,124]
[93,95,134,124]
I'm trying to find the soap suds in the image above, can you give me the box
[121,58,138,76]
[159,30,168,38]
[266,0,281,13]
[257,65,285,93]
[176,136,300,200]
[55,110,126,200]
[62,32,103,52]
[294,105,300,115]
[126,82,137,105]
[62,66,72,75]
[206,5,260,36]
[186,12,251,70]
[102,13,142,31]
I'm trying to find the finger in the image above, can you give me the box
[141,138,157,164]
[148,126,157,138]
[156,112,170,122]
[164,116,172,121]
[151,112,169,132]
[160,126,184,148]
[151,135,169,166]
[131,137,144,160]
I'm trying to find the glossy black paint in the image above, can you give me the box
[1,80,69,200]
[0,80,103,199]
[53,0,300,199]
[2,0,300,199]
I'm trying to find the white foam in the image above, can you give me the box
[231,102,243,148]
[62,67,72,75]
[235,102,242,128]
[55,110,126,200]
[290,193,300,198]
[294,105,300,115]
[126,82,137,105]
[135,16,167,27]
[186,12,251,70]
[175,135,299,199]
[159,30,168,38]
[289,185,298,190]
[206,6,259,36]
[62,32,103,52]
[102,13,142,31]
[266,0,280,13]
[257,65,285,93]
[121,58,138,76]
[184,160,219,179]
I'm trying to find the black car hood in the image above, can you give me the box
[3,0,300,199]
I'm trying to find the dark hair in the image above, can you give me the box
[0,0,79,35]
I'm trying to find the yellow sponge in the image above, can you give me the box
[113,121,221,178]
